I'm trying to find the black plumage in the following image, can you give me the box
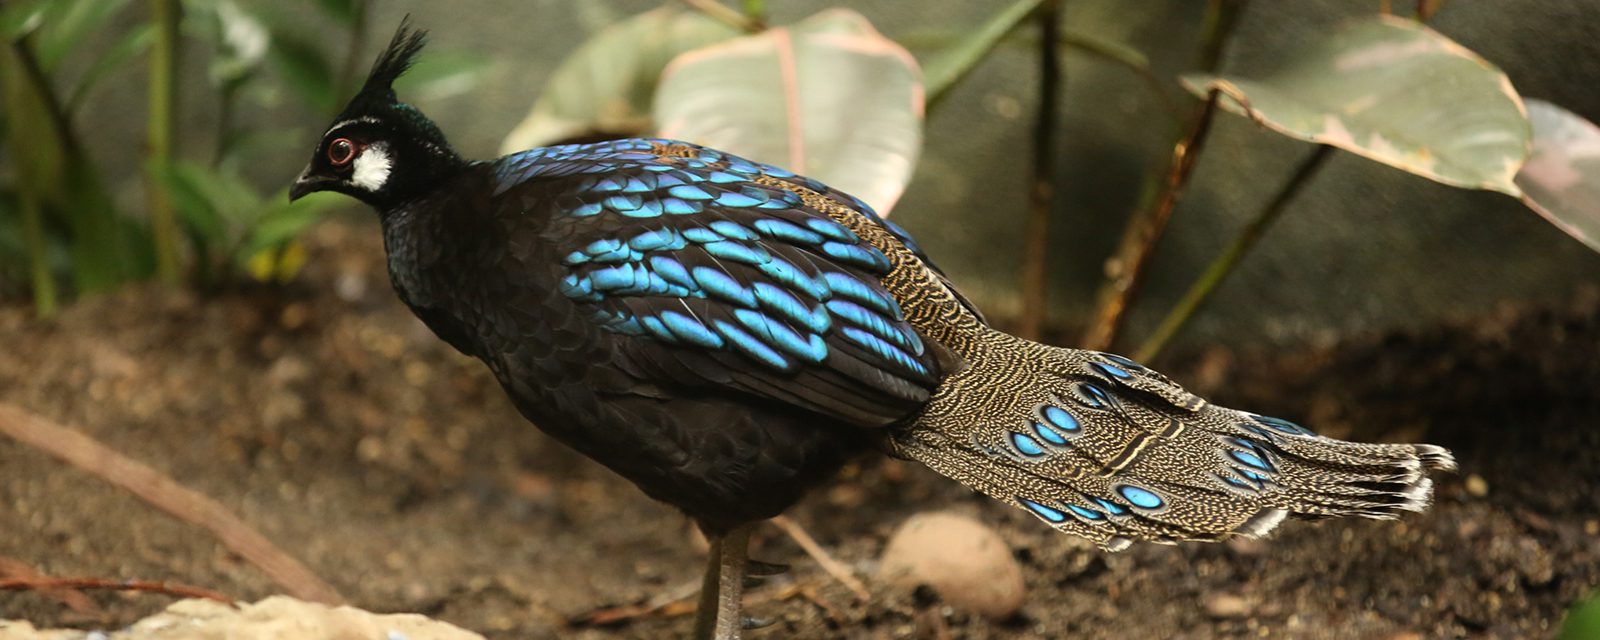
[291,22,1454,638]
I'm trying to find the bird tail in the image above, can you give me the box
[894,331,1455,551]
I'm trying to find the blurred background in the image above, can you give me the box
[2,1,1598,638]
[8,0,1599,346]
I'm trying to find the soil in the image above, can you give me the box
[1,218,1596,640]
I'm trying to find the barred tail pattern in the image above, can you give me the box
[895,333,1455,551]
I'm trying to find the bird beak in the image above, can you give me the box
[288,165,330,202]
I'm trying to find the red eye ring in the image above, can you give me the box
[328,138,359,166]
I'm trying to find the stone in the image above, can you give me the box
[0,597,485,640]
[879,511,1025,620]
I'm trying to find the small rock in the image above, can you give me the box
[0,597,485,639]
[880,511,1025,620]
[1465,474,1489,497]
[1204,593,1251,619]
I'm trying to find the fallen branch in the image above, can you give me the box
[0,402,345,605]
[567,580,700,627]
[769,515,869,601]
[0,576,232,604]
[0,556,97,613]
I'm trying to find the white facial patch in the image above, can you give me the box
[350,144,392,192]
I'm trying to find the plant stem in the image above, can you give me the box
[145,0,182,284]
[677,0,763,33]
[1197,0,1247,73]
[1,37,73,316]
[741,0,765,24]
[18,190,55,318]
[1079,0,1247,350]
[1017,0,1063,340]
[1057,32,1185,127]
[1133,145,1334,361]
[1080,92,1221,350]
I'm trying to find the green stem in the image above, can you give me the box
[741,0,765,24]
[1197,0,1247,72]
[1080,92,1220,350]
[19,189,56,318]
[1017,0,1063,340]
[677,0,763,33]
[1133,145,1334,362]
[145,0,182,284]
[1057,33,1184,127]
[1079,0,1247,350]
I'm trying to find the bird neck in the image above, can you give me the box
[368,138,469,214]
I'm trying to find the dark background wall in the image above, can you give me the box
[71,0,1600,349]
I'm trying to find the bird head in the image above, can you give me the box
[290,19,463,210]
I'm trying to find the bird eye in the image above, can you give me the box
[328,138,357,166]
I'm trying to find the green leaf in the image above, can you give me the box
[0,1,48,41]
[1516,99,1600,253]
[654,9,924,215]
[394,49,491,102]
[66,23,153,111]
[35,0,132,71]
[1561,593,1600,640]
[313,0,359,25]
[1182,15,1530,195]
[267,28,337,113]
[245,191,340,255]
[500,6,740,152]
[921,0,1044,108]
[0,30,149,291]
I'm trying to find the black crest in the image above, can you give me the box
[344,17,428,115]
[360,18,428,101]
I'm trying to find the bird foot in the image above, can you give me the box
[742,615,778,630]
[746,559,790,577]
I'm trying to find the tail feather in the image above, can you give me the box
[897,335,1455,551]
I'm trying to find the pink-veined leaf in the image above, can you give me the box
[653,9,924,215]
[500,6,739,152]
[1183,15,1530,195]
[1516,99,1600,253]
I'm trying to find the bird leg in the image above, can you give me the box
[693,522,753,640]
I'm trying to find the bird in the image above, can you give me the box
[290,22,1455,639]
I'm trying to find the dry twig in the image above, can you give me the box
[0,576,232,604]
[0,556,97,613]
[769,515,869,601]
[0,402,344,604]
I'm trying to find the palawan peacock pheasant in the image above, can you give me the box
[290,22,1454,639]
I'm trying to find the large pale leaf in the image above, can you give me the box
[500,6,738,153]
[1516,100,1600,253]
[1183,15,1529,195]
[654,9,924,214]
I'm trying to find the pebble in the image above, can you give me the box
[1465,474,1489,497]
[879,511,1025,620]
[1204,593,1251,619]
[0,597,485,639]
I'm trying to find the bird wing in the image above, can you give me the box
[493,138,957,427]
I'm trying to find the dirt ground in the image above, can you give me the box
[1,219,1596,639]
